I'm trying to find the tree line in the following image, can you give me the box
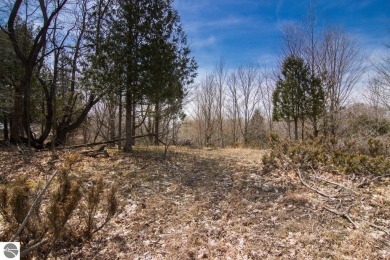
[1,2,389,150]
[0,0,196,151]
[188,7,389,147]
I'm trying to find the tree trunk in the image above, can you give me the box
[287,121,291,140]
[54,95,100,146]
[301,119,304,141]
[132,99,136,146]
[124,90,133,152]
[243,125,248,145]
[10,84,23,143]
[109,102,116,142]
[330,112,337,137]
[51,83,57,150]
[313,117,318,138]
[3,118,9,141]
[154,101,160,146]
[118,89,123,149]
[294,118,299,141]
[148,116,154,144]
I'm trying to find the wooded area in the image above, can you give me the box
[0,0,389,259]
[0,1,389,151]
[0,0,196,151]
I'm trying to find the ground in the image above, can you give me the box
[0,146,389,259]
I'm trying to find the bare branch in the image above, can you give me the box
[11,170,59,241]
[297,167,335,198]
[324,206,358,228]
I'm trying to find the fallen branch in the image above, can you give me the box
[80,145,109,158]
[324,206,390,235]
[367,222,389,236]
[21,239,48,258]
[357,174,390,188]
[63,139,124,150]
[311,167,357,195]
[60,134,158,150]
[297,167,334,198]
[11,170,59,241]
[324,206,358,228]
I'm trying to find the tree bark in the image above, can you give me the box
[3,118,9,141]
[5,0,68,146]
[118,88,123,149]
[294,117,299,140]
[109,101,116,142]
[55,95,100,146]
[124,90,133,152]
[312,117,318,138]
[154,101,160,146]
[10,85,23,143]
[148,116,154,144]
[132,98,136,146]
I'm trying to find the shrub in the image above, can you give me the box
[262,136,390,176]
[0,154,118,258]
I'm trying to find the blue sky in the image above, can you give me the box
[174,0,390,79]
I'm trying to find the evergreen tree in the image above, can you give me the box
[111,0,196,151]
[306,74,325,137]
[273,55,324,140]
[110,0,146,152]
[140,0,196,145]
[247,109,267,147]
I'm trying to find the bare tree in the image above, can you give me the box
[213,58,228,147]
[193,75,217,147]
[236,64,262,145]
[281,24,304,59]
[226,71,240,145]
[369,54,390,109]
[280,4,365,138]
[0,0,69,145]
[259,69,275,133]
[320,27,365,136]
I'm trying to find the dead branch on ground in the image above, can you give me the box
[357,174,390,188]
[324,206,358,228]
[297,167,335,198]
[80,145,109,158]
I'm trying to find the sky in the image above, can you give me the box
[174,0,390,80]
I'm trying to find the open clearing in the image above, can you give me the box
[1,146,389,259]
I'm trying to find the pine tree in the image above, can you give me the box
[247,109,267,147]
[273,55,324,140]
[110,0,147,152]
[111,0,196,151]
[140,0,196,145]
[306,74,325,137]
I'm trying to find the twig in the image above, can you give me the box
[11,170,59,241]
[367,222,389,235]
[311,167,357,195]
[21,239,48,258]
[357,174,390,188]
[80,145,109,158]
[324,206,358,228]
[297,168,334,198]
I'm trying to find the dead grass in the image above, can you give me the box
[0,146,389,259]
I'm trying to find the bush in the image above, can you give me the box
[262,136,390,176]
[0,153,118,258]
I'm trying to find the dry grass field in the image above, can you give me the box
[0,146,389,259]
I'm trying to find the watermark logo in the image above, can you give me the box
[0,243,20,260]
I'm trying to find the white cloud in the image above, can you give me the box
[190,35,217,49]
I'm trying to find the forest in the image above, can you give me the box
[0,0,389,259]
